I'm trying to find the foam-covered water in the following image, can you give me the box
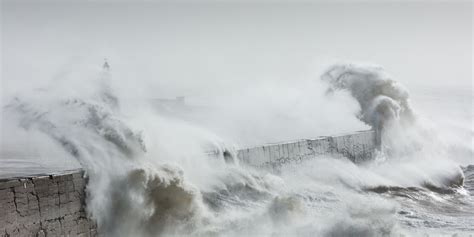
[1,63,472,236]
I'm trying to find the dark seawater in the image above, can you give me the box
[387,165,474,235]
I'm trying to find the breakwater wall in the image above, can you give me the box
[0,171,97,237]
[0,130,375,236]
[237,130,376,169]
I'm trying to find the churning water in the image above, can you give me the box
[1,63,473,236]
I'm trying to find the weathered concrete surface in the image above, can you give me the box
[0,130,375,236]
[0,170,97,237]
[237,130,376,169]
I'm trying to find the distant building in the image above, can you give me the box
[151,96,186,107]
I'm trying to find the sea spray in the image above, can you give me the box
[321,63,467,193]
[2,62,472,236]
[321,63,416,153]
[321,63,415,127]
[1,66,278,236]
[99,165,207,237]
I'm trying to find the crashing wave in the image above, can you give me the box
[4,97,146,160]
[2,66,247,236]
[100,166,207,237]
[3,62,471,236]
[321,63,416,150]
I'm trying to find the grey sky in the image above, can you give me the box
[2,1,472,99]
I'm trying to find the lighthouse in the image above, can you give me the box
[103,59,110,71]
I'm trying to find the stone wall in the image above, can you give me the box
[237,130,376,169]
[0,170,97,237]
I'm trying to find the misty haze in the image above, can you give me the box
[1,0,473,236]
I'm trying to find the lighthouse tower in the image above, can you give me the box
[99,59,118,109]
[103,59,110,71]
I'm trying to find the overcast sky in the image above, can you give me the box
[2,0,472,99]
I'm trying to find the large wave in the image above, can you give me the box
[322,64,415,126]
[321,64,417,151]
[321,63,469,193]
[2,63,472,236]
